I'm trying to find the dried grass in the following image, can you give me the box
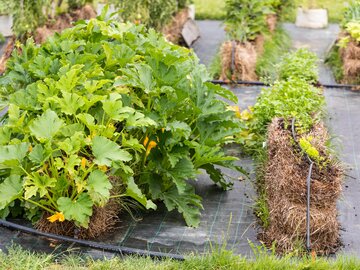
[220,41,258,81]
[262,118,343,254]
[266,14,277,33]
[34,4,96,44]
[0,36,15,74]
[339,34,360,83]
[35,198,121,239]
[162,8,190,44]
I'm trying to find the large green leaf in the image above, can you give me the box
[58,193,93,228]
[28,144,48,165]
[0,142,29,165]
[166,158,196,194]
[92,136,132,166]
[161,185,203,227]
[29,109,64,141]
[0,175,23,210]
[125,176,156,210]
[24,172,57,200]
[56,91,85,115]
[86,170,112,206]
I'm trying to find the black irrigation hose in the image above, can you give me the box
[0,219,185,261]
[210,79,360,90]
[291,118,313,253]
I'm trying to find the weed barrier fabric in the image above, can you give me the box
[0,157,258,257]
[0,87,261,257]
[1,86,359,257]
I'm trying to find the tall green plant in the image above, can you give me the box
[224,0,270,42]
[112,0,178,30]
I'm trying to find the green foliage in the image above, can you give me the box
[325,45,344,83]
[113,0,187,31]
[345,21,360,43]
[256,27,291,81]
[342,0,360,27]
[4,244,360,269]
[276,49,319,84]
[224,0,270,42]
[0,18,243,228]
[252,78,324,136]
[10,0,49,38]
[299,136,326,166]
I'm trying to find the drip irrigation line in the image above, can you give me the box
[291,118,313,253]
[210,80,360,90]
[0,219,185,261]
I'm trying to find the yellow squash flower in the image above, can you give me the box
[81,157,87,169]
[143,136,157,157]
[28,145,33,152]
[47,212,65,223]
[143,136,149,147]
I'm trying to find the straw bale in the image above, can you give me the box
[220,41,258,81]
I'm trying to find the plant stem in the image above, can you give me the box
[25,198,55,214]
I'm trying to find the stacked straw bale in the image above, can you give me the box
[340,37,360,84]
[263,118,343,254]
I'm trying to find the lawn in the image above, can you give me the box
[2,244,360,270]
[193,0,349,22]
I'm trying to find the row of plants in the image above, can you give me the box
[0,0,95,39]
[236,49,343,254]
[109,0,192,32]
[0,17,244,235]
[0,0,193,40]
[326,0,360,84]
[216,0,293,82]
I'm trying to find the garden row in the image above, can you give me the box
[0,17,244,237]
[327,0,360,84]
[237,49,343,254]
[213,0,294,82]
[0,0,195,73]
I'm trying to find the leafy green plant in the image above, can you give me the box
[252,78,324,136]
[255,27,291,81]
[276,49,319,84]
[0,33,5,44]
[0,18,244,228]
[342,0,360,27]
[112,0,179,31]
[299,136,325,166]
[345,21,360,43]
[224,0,270,42]
[8,0,51,39]
[325,45,344,83]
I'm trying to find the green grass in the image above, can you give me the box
[193,0,347,22]
[255,27,291,82]
[325,45,344,83]
[2,244,360,269]
[193,0,225,20]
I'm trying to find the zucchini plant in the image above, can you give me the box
[0,18,244,228]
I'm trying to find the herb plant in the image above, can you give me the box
[0,17,244,228]
[276,49,319,84]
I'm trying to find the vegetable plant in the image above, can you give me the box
[112,0,182,31]
[224,0,270,42]
[276,49,319,84]
[0,17,244,228]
